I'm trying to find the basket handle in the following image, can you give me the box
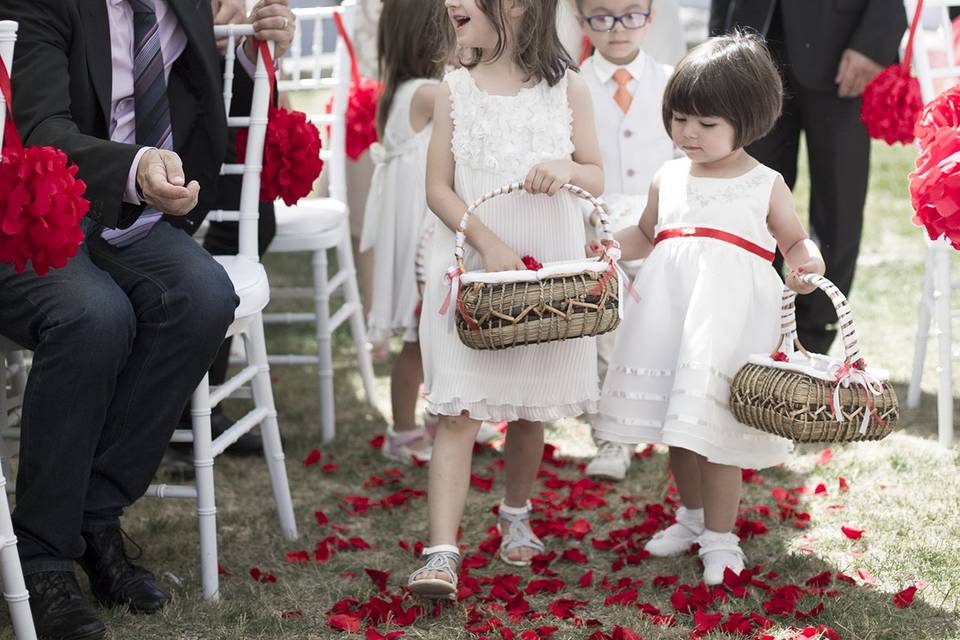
[778,272,863,367]
[453,181,614,272]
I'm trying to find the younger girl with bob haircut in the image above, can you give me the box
[590,32,825,585]
[409,0,604,599]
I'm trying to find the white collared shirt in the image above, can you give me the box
[582,50,676,199]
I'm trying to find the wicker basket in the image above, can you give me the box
[730,273,898,443]
[450,182,622,351]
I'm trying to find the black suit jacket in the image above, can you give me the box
[1,0,253,233]
[710,0,906,92]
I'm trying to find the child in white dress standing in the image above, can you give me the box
[576,0,676,482]
[361,0,449,463]
[408,0,604,599]
[590,33,825,585]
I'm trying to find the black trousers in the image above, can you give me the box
[747,68,870,353]
[0,219,237,573]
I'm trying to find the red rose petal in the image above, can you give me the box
[470,473,494,492]
[817,449,833,465]
[841,526,864,540]
[893,585,917,608]
[302,448,322,466]
[328,613,361,632]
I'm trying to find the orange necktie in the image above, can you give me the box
[613,68,633,113]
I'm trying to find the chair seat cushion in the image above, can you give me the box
[215,256,270,320]
[274,198,348,238]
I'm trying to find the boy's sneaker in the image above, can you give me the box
[697,530,746,586]
[585,440,633,481]
[644,506,705,556]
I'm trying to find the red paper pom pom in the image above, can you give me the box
[0,145,88,276]
[909,127,960,248]
[521,255,543,271]
[236,106,324,207]
[915,84,960,145]
[860,64,923,145]
[327,77,383,161]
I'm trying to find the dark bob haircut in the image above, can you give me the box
[661,31,783,149]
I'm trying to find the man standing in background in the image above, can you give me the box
[710,0,906,353]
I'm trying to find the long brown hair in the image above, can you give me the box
[376,0,452,135]
[462,0,576,87]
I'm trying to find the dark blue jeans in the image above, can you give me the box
[0,219,238,574]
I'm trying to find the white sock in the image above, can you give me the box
[676,506,705,528]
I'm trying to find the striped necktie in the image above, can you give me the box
[102,0,173,247]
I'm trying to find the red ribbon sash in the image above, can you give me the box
[655,226,776,263]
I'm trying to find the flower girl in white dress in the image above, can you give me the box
[590,33,825,585]
[408,0,605,599]
[361,0,450,464]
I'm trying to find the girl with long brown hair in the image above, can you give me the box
[409,0,604,599]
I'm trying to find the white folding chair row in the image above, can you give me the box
[260,0,376,443]
[144,26,297,601]
[904,0,960,447]
[0,19,39,640]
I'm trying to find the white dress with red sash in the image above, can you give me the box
[592,158,792,469]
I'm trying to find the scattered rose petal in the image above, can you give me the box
[893,585,917,608]
[841,526,864,540]
[817,449,833,465]
[303,448,322,466]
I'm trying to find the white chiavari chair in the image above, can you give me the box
[0,19,39,640]
[145,27,297,601]
[905,0,960,447]
[262,0,376,443]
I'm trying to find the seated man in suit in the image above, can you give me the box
[710,0,905,353]
[0,0,294,637]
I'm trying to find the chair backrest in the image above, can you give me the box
[0,21,17,154]
[278,0,356,205]
[906,0,960,102]
[211,25,274,261]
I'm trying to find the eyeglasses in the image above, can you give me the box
[583,12,651,32]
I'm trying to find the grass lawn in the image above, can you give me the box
[4,141,960,640]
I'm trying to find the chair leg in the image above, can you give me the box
[336,226,376,406]
[312,249,336,443]
[244,318,298,541]
[0,358,12,489]
[932,246,954,448]
[908,248,935,409]
[191,375,220,602]
[0,466,37,640]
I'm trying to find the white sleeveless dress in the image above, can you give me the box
[361,78,439,343]
[419,67,599,422]
[592,158,792,469]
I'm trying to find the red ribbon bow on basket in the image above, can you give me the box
[328,12,383,161]
[830,358,886,435]
[860,0,924,145]
[0,59,89,276]
[235,40,324,206]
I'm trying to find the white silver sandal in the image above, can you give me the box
[407,544,461,600]
[381,424,432,464]
[497,501,545,567]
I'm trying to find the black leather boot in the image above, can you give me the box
[24,572,106,640]
[78,528,170,614]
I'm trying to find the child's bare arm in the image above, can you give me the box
[426,83,524,271]
[410,83,441,133]
[524,71,604,197]
[767,177,825,293]
[588,174,660,261]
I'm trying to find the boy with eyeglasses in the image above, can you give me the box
[576,0,676,482]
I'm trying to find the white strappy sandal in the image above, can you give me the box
[407,544,461,600]
[497,501,545,567]
[381,424,432,464]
